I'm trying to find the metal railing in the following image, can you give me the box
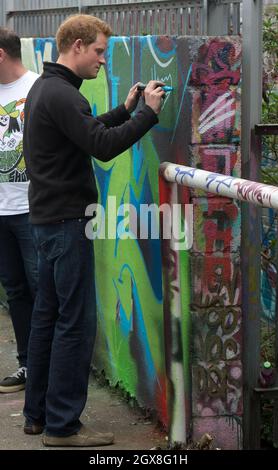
[160,162,278,210]
[159,161,278,448]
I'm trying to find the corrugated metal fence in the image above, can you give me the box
[2,0,243,37]
[0,1,5,27]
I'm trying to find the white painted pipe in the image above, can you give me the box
[160,162,278,209]
[160,160,278,447]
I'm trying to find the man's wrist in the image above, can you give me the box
[124,102,132,114]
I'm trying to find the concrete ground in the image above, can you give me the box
[0,307,166,450]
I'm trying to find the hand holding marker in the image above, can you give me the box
[137,82,174,93]
[137,80,171,114]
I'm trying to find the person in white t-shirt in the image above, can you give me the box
[0,28,39,393]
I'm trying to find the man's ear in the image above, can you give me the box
[72,39,83,54]
[0,48,6,64]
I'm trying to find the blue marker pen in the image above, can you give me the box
[161,86,174,92]
[137,83,174,92]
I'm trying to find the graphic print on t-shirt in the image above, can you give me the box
[0,98,27,182]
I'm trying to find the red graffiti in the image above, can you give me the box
[191,39,241,92]
[194,198,239,253]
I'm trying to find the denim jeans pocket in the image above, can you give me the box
[35,224,65,261]
[76,218,90,242]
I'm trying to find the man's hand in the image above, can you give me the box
[143,80,165,115]
[124,82,142,113]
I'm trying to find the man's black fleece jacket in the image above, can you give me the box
[23,62,158,224]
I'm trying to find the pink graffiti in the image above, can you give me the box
[236,181,278,206]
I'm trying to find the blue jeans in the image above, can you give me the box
[0,213,38,368]
[24,219,96,436]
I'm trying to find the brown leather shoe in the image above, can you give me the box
[24,420,44,435]
[42,425,114,447]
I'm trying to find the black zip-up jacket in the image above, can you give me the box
[23,62,158,224]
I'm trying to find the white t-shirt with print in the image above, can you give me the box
[0,70,39,215]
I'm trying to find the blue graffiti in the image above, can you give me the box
[206,173,234,192]
[130,173,163,302]
[34,38,57,72]
[118,263,160,399]
[171,64,192,144]
[174,166,196,184]
[93,160,115,207]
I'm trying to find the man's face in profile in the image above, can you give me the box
[78,32,107,80]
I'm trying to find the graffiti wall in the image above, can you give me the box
[20,35,242,448]
[187,37,242,448]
